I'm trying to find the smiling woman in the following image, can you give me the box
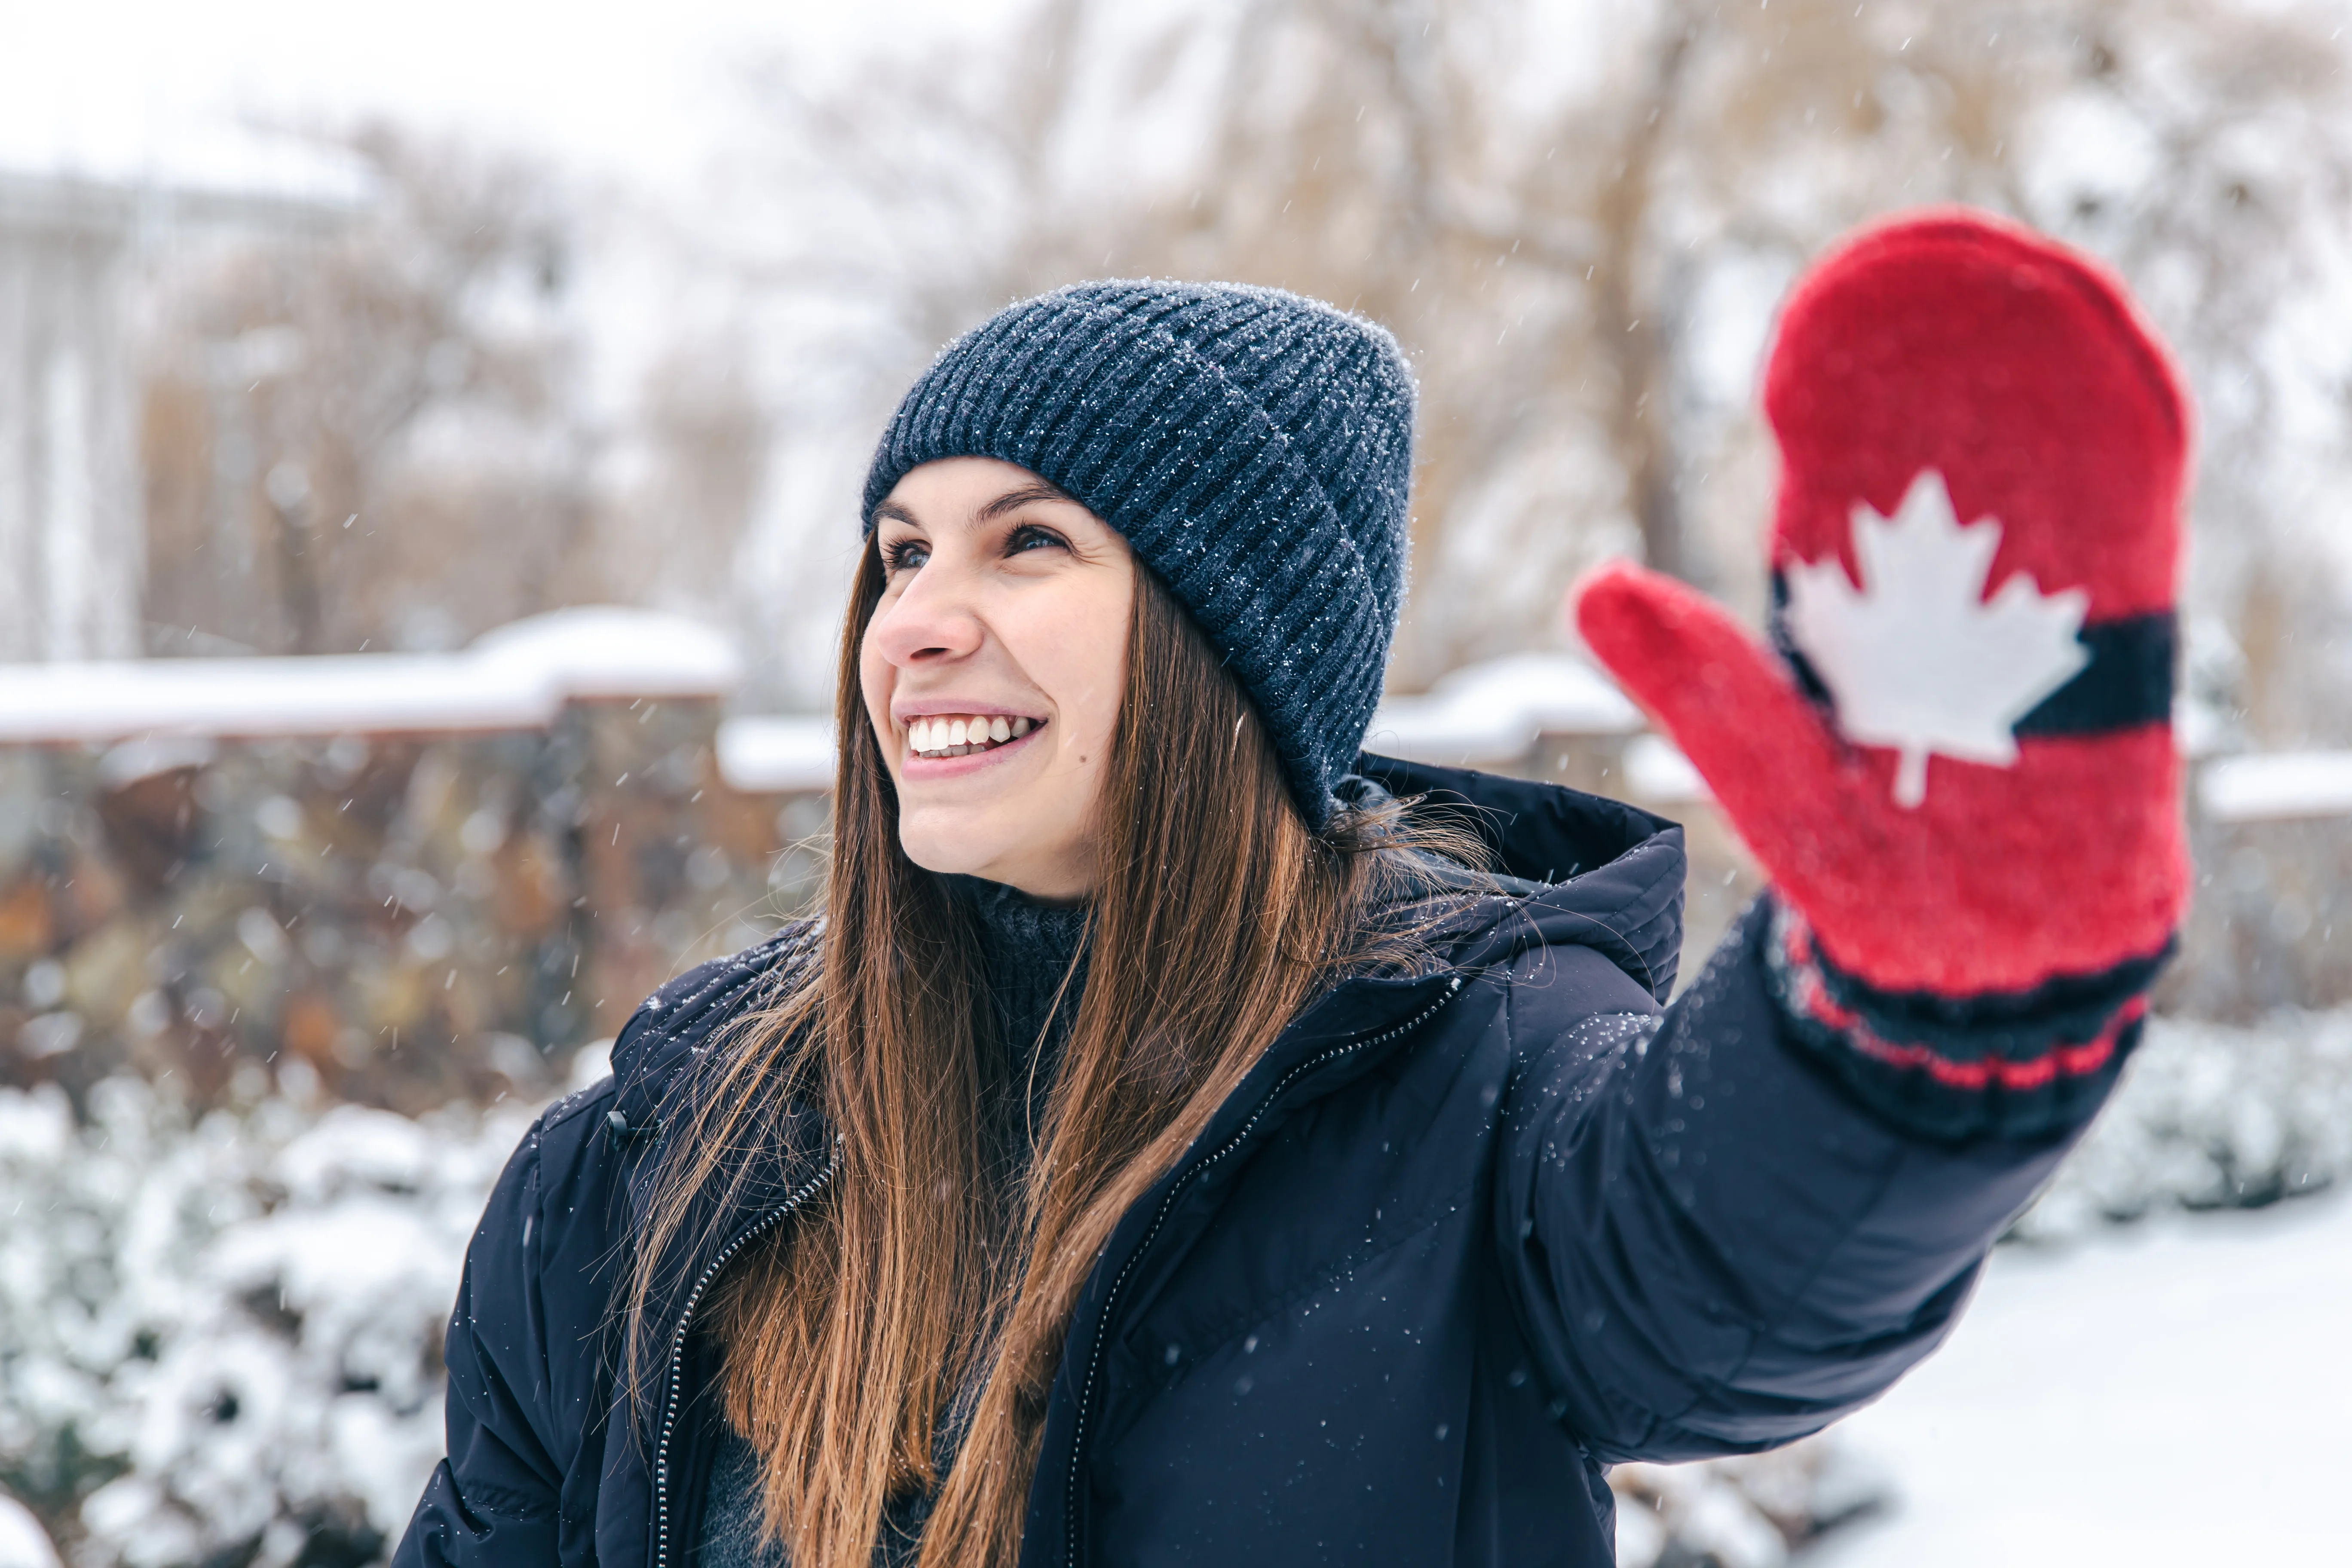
[399,232,2194,1568]
[860,461,1136,898]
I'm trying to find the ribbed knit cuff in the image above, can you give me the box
[1758,897,2170,1144]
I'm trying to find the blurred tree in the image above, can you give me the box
[734,0,2352,732]
[599,334,773,620]
[140,127,597,655]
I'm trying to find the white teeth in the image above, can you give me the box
[907,715,1039,757]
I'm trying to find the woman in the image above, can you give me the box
[398,213,2187,1568]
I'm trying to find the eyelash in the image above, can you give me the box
[1006,523,1066,555]
[882,524,1066,574]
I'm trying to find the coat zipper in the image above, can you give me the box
[651,1140,841,1568]
[1058,975,1464,1567]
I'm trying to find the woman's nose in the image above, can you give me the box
[867,557,984,667]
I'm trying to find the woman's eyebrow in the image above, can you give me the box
[975,480,1081,522]
[872,499,921,528]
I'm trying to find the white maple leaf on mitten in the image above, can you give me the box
[1782,469,2089,808]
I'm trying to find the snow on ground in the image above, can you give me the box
[1805,1189,2352,1565]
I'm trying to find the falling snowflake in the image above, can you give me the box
[1782,469,2089,808]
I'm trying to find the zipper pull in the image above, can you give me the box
[608,1109,663,1144]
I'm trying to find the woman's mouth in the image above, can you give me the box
[905,714,1042,759]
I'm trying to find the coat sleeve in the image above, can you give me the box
[393,1105,579,1568]
[1493,897,2132,1465]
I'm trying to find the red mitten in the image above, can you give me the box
[1573,211,2187,1129]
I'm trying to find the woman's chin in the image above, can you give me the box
[899,820,1086,900]
[899,839,991,880]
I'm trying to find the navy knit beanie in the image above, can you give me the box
[862,279,1416,829]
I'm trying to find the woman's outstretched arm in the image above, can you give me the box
[1491,901,2133,1464]
[1504,211,2189,1465]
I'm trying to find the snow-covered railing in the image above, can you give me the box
[2199,750,2352,823]
[0,607,741,748]
[1361,651,1644,765]
[715,716,836,794]
[2,626,2340,822]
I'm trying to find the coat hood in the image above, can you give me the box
[1351,753,1686,1003]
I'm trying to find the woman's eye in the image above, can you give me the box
[885,539,930,573]
[1007,524,1067,556]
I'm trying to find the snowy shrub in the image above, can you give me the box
[0,1494,58,1568]
[2017,1008,2352,1242]
[1610,1436,1889,1568]
[0,1076,531,1568]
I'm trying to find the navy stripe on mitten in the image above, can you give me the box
[1756,897,2165,1144]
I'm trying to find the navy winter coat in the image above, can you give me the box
[396,758,2117,1568]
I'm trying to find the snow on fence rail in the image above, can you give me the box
[0,607,741,747]
[0,607,835,799]
[2198,750,2352,823]
[713,717,836,795]
[1361,651,1644,763]
[4,625,2335,824]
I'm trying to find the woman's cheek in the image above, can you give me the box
[856,643,899,778]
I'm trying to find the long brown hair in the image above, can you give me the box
[626,539,1468,1568]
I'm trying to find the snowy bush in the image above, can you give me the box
[2017,1008,2352,1242]
[1610,1437,1889,1568]
[0,1075,531,1568]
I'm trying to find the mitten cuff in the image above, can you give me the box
[1759,897,2171,1144]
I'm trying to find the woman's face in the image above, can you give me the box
[860,457,1136,901]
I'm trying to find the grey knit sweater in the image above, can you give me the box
[698,880,1091,1568]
